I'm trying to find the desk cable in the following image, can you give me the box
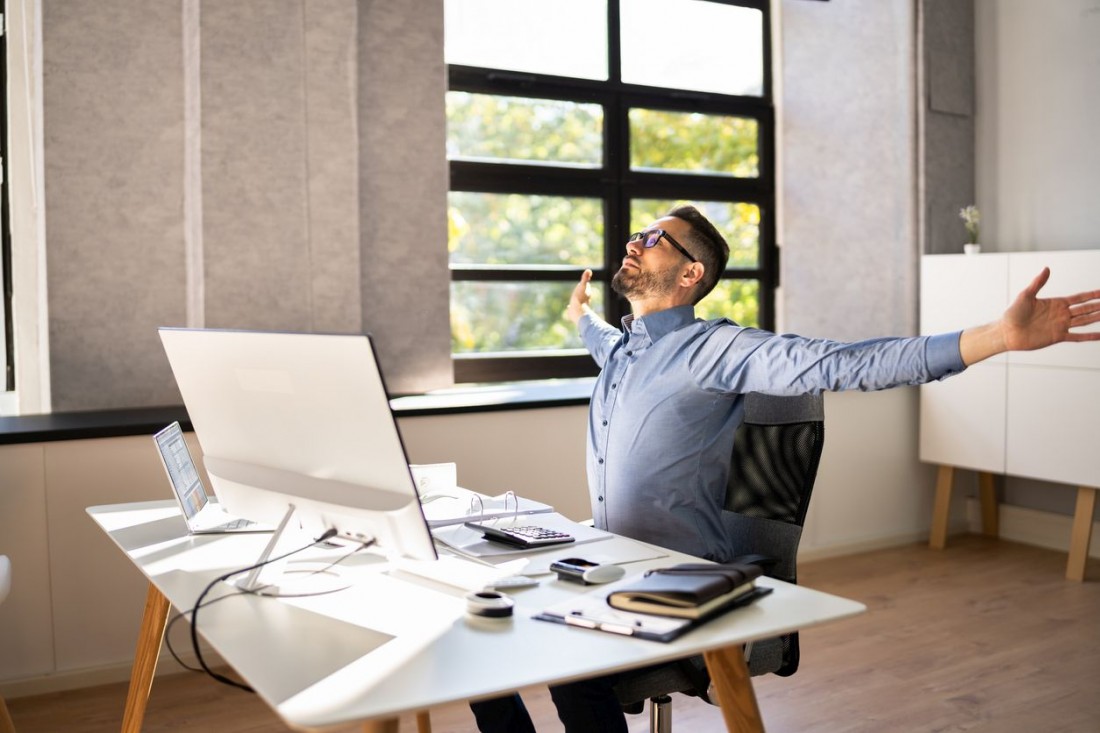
[167,530,373,692]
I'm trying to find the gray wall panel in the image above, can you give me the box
[924,111,974,254]
[40,0,416,409]
[304,0,362,334]
[781,0,918,340]
[922,0,976,255]
[200,0,312,331]
[44,0,187,410]
[926,0,974,116]
[358,1,452,394]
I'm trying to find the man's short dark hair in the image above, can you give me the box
[666,204,730,303]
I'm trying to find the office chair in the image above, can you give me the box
[0,555,16,733]
[612,392,826,733]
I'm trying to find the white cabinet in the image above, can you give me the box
[919,251,1100,580]
[921,250,1100,482]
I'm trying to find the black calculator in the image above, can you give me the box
[464,521,576,548]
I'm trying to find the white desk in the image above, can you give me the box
[88,501,866,733]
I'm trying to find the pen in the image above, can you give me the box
[565,611,640,636]
[565,614,598,629]
[598,622,636,636]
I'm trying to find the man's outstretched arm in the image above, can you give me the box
[959,267,1100,366]
[566,268,595,325]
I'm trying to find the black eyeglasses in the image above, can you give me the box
[627,229,698,264]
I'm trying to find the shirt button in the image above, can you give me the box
[597,496,604,502]
[611,383,617,389]
[602,420,608,426]
[598,458,604,464]
[626,351,633,356]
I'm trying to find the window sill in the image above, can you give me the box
[0,379,595,445]
[391,377,595,416]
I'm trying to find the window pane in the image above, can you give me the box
[620,0,763,96]
[449,193,603,267]
[629,109,758,177]
[447,93,603,168]
[452,282,606,353]
[631,199,760,269]
[445,0,608,81]
[695,279,759,326]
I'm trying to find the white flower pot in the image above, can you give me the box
[963,243,981,255]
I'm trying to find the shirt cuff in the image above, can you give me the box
[578,309,599,339]
[926,331,967,379]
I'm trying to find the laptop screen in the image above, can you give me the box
[154,422,209,521]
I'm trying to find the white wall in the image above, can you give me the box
[975,0,1100,252]
[974,0,1100,515]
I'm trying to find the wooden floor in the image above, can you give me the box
[6,536,1099,732]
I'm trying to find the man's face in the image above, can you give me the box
[611,216,696,300]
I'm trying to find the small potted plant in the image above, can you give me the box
[959,205,980,254]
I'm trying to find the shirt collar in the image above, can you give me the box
[620,305,696,345]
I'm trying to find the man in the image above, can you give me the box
[472,204,1100,732]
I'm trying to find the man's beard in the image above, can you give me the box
[611,262,680,300]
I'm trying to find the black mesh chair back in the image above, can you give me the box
[613,392,825,731]
[721,392,825,677]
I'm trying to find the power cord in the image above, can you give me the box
[172,529,373,692]
[165,536,371,674]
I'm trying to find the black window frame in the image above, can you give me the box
[448,0,776,384]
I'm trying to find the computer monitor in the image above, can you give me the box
[158,328,438,577]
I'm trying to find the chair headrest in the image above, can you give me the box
[743,393,824,425]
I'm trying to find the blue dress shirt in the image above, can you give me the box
[579,305,966,561]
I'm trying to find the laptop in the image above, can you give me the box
[153,422,272,534]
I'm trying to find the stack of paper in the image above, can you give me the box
[419,485,554,528]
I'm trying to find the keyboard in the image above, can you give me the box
[219,517,256,530]
[464,521,575,549]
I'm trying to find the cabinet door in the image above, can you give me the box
[919,254,1010,471]
[1006,365,1100,487]
[921,254,1010,361]
[1007,251,1100,370]
[919,362,1006,472]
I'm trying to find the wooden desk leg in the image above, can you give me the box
[362,720,399,733]
[1066,486,1097,582]
[121,582,171,733]
[0,695,17,733]
[703,644,766,733]
[978,471,999,538]
[929,465,954,550]
[415,711,433,733]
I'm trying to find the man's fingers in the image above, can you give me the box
[1065,331,1100,342]
[1024,267,1051,297]
[1066,289,1100,306]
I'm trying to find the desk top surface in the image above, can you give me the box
[88,500,866,731]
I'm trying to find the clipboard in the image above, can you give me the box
[533,580,772,643]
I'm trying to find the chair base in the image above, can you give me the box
[649,694,672,733]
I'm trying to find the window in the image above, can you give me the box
[445,0,775,382]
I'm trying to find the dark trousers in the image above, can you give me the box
[469,674,628,733]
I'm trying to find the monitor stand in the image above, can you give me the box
[230,504,356,596]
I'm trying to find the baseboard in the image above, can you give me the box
[965,498,1100,558]
[0,649,226,700]
[798,529,941,563]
